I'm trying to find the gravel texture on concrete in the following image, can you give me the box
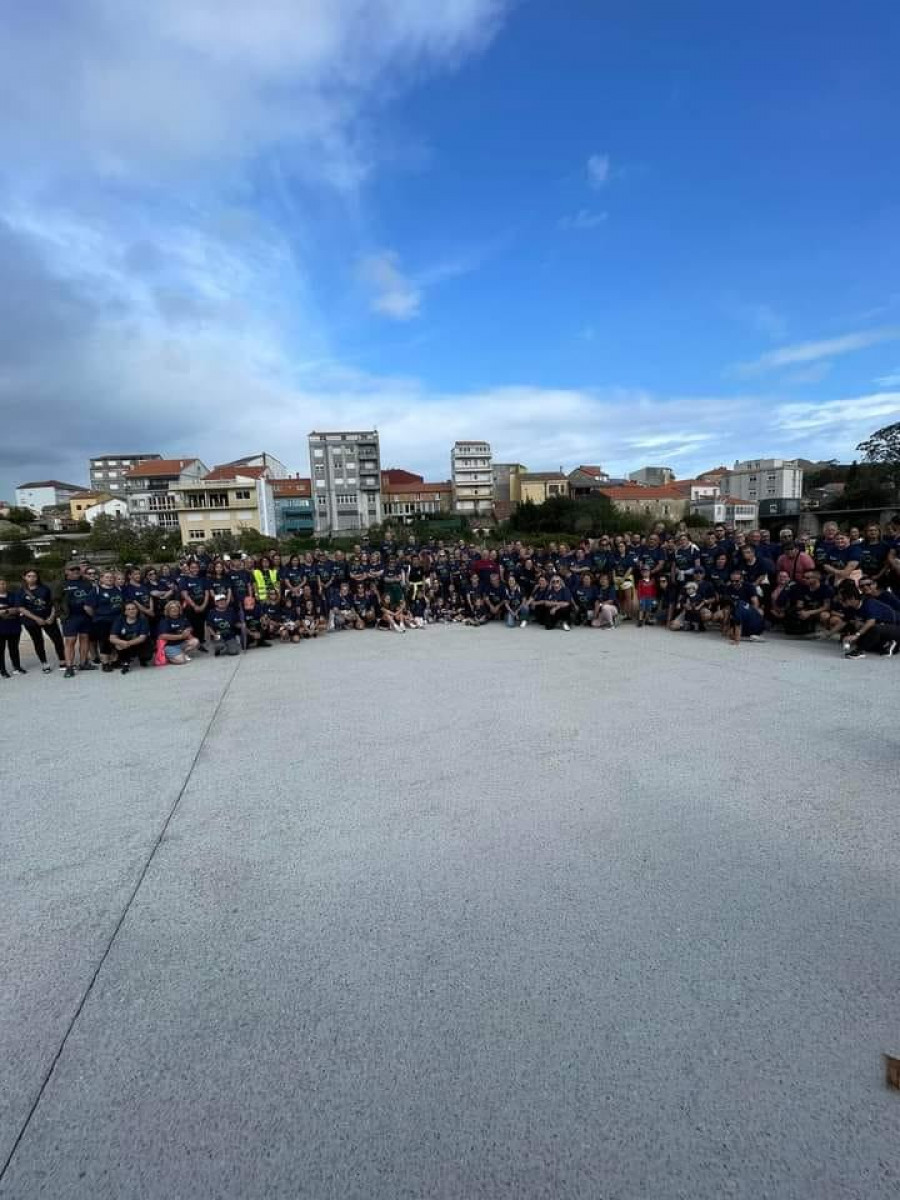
[1,625,898,1199]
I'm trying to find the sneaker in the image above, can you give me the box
[562,622,570,631]
[885,641,898,658]
[14,667,27,675]
[58,663,66,671]
[844,647,865,659]
[0,670,9,679]
[42,666,53,674]
[214,644,222,657]
[748,635,765,643]
[120,664,130,675]
[183,655,193,663]
[79,662,97,671]
[64,666,75,678]
[101,663,114,673]
[520,619,527,628]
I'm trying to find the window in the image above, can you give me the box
[313,448,324,458]
[211,529,231,540]
[186,494,207,509]
[208,492,228,508]
[188,529,206,540]
[315,479,325,488]
[109,483,119,490]
[234,489,250,500]
[336,492,357,505]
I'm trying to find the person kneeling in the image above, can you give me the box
[206,593,242,656]
[110,601,152,673]
[155,600,200,665]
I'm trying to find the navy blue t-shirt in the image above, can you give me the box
[91,585,124,621]
[158,615,189,638]
[0,593,20,633]
[111,614,149,640]
[16,583,54,621]
[859,597,896,624]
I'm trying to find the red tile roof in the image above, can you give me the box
[125,458,199,478]
[204,464,267,481]
[382,469,424,485]
[575,465,607,478]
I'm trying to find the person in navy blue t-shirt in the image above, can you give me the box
[837,582,900,658]
[110,602,152,672]
[17,568,65,672]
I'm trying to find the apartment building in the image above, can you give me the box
[174,465,276,545]
[308,430,382,535]
[720,459,804,503]
[124,458,207,531]
[382,480,453,522]
[273,477,314,537]
[89,453,161,493]
[451,441,493,515]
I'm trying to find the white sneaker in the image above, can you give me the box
[748,634,765,642]
[520,619,527,628]
[562,622,570,631]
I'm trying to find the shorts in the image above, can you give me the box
[164,643,188,662]
[639,597,656,613]
[62,614,90,637]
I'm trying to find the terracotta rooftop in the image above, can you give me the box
[125,458,200,478]
[574,465,607,478]
[204,464,268,482]
[273,478,312,497]
[521,472,568,482]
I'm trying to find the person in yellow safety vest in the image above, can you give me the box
[252,556,279,601]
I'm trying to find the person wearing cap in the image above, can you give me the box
[109,601,152,672]
[58,563,96,676]
[206,593,242,656]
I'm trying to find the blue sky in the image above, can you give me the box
[2,0,899,495]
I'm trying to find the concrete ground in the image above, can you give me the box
[1,623,898,1199]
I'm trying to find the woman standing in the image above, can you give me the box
[86,569,125,672]
[207,559,234,607]
[17,569,65,672]
[0,579,25,676]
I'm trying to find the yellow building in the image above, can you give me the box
[520,472,570,504]
[69,491,111,520]
[173,466,276,546]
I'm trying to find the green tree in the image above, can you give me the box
[857,422,900,466]
[5,506,37,525]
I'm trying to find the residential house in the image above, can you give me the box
[691,495,759,528]
[273,477,314,537]
[15,480,83,512]
[568,465,610,497]
[124,458,208,531]
[89,453,161,493]
[520,472,570,504]
[670,478,721,503]
[84,497,130,523]
[382,480,453,522]
[598,484,689,521]
[308,430,383,535]
[451,441,493,515]
[69,491,112,521]
[174,465,276,545]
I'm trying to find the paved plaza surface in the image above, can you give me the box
[1,625,898,1199]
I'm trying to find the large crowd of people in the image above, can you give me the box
[1,517,899,678]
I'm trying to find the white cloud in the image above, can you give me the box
[730,326,900,377]
[1,1,508,188]
[774,393,900,434]
[875,371,900,387]
[559,209,608,231]
[587,153,611,189]
[357,251,422,320]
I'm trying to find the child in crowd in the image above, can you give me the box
[636,568,657,628]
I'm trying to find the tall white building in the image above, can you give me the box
[15,480,83,512]
[308,430,382,534]
[452,441,493,515]
[721,459,803,503]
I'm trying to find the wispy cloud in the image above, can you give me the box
[729,326,900,377]
[559,209,608,231]
[784,361,833,385]
[876,370,900,388]
[587,153,611,189]
[774,393,900,433]
[357,251,421,321]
